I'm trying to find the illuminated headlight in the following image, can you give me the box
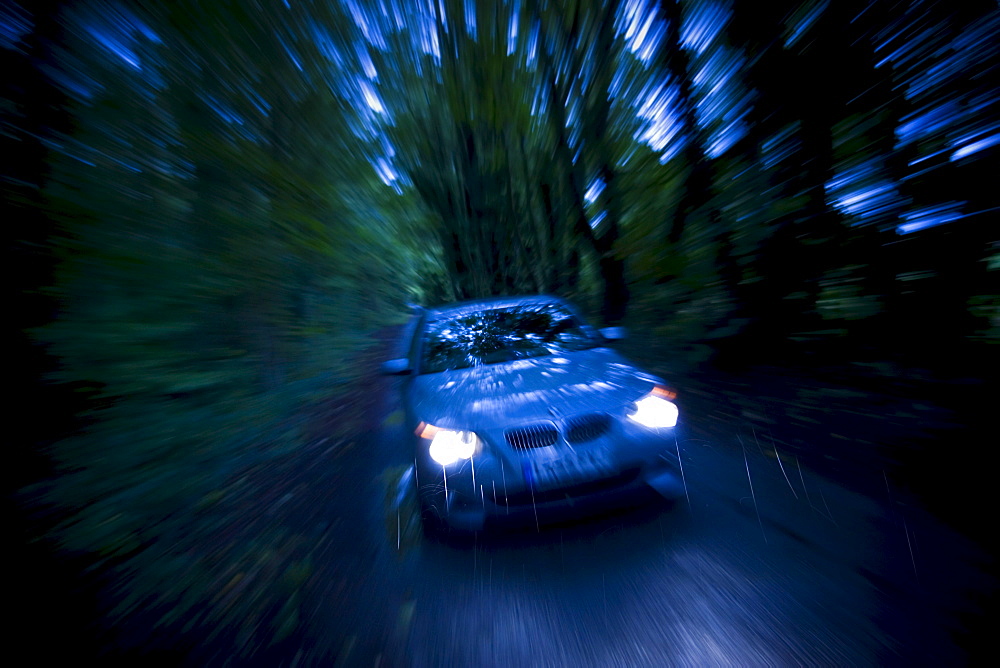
[628,387,679,429]
[417,423,481,466]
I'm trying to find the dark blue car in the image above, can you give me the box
[381,295,685,533]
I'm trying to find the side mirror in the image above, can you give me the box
[600,326,628,341]
[379,358,412,376]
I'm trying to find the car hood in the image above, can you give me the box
[408,347,661,430]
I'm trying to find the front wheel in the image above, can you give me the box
[417,490,449,540]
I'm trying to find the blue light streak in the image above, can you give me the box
[585,178,606,205]
[681,0,730,57]
[951,133,1000,161]
[633,76,686,160]
[0,2,32,51]
[621,0,665,65]
[785,0,829,49]
[507,0,520,56]
[896,202,966,234]
[464,0,477,41]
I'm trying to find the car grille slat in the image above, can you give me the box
[565,412,612,444]
[505,422,558,450]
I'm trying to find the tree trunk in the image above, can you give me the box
[657,0,715,246]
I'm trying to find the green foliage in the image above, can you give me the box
[22,0,442,649]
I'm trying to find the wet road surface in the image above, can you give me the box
[242,365,993,667]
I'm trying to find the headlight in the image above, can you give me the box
[416,423,482,466]
[628,386,679,429]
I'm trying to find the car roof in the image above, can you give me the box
[425,294,568,321]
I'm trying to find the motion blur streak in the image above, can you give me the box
[8,0,996,665]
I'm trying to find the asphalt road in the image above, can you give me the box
[249,360,993,667]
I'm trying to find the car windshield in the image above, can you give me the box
[421,302,597,373]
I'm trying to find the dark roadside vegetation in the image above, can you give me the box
[8,0,997,664]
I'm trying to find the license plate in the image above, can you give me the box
[528,448,614,490]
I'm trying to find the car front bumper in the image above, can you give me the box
[419,435,685,532]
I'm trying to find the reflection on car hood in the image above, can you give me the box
[409,347,660,430]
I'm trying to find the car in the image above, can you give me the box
[381,295,685,534]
